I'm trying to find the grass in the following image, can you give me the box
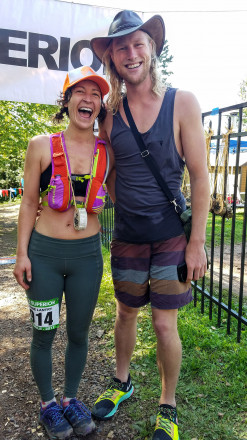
[206,208,245,247]
[95,247,247,440]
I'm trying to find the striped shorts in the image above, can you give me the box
[111,234,192,310]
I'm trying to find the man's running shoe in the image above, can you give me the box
[63,398,95,436]
[39,402,73,440]
[152,404,180,440]
[91,374,134,420]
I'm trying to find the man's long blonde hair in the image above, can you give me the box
[103,34,165,114]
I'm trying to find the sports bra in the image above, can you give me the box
[40,163,90,197]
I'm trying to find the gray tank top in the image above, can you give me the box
[110,88,186,243]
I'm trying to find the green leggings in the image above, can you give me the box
[26,230,103,401]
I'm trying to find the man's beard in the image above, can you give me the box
[119,58,151,86]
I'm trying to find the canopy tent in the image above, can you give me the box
[210,139,247,155]
[228,139,247,153]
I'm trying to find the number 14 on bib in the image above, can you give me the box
[28,298,60,331]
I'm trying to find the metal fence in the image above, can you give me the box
[99,101,247,341]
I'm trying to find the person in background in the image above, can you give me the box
[13,66,110,440]
[90,10,210,440]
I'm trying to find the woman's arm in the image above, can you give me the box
[13,136,45,289]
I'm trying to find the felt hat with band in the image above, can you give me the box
[63,66,109,98]
[91,10,165,62]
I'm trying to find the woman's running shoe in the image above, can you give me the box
[63,398,95,436]
[39,402,73,439]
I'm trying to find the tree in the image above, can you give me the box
[158,40,174,86]
[0,101,67,190]
[239,79,247,101]
[238,79,247,129]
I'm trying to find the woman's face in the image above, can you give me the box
[66,80,102,129]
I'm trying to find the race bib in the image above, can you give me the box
[28,298,59,331]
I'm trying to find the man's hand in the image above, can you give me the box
[185,240,208,282]
[13,256,32,290]
[37,201,43,218]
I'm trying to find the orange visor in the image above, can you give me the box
[63,66,109,98]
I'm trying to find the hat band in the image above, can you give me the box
[110,22,142,36]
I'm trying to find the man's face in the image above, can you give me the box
[110,30,153,86]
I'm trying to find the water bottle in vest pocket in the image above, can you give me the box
[48,174,71,212]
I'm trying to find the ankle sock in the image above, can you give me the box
[62,396,75,407]
[41,397,56,409]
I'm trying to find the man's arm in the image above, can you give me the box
[176,91,210,282]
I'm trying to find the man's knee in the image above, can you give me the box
[116,301,139,323]
[152,309,178,339]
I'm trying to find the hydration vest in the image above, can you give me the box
[41,132,108,214]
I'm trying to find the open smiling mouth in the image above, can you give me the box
[78,107,93,118]
[126,62,142,69]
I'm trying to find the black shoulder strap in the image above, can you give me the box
[123,96,182,214]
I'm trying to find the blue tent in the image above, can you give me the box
[211,139,247,152]
[229,139,247,153]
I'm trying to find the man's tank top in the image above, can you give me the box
[110,88,186,243]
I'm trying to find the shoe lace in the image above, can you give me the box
[100,379,124,400]
[45,405,64,426]
[156,407,178,433]
[64,400,91,421]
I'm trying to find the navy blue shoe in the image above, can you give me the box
[39,402,73,439]
[63,398,95,436]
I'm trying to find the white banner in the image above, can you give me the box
[0,0,125,104]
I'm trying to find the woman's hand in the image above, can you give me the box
[13,255,32,290]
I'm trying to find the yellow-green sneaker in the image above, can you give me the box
[91,374,134,420]
[152,404,180,440]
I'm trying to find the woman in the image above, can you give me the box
[13,66,110,439]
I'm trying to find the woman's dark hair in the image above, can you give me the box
[53,86,106,124]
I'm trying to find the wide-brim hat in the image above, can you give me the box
[91,10,165,62]
[63,66,109,98]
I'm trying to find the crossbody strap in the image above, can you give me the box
[123,96,182,214]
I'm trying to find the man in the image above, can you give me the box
[90,10,210,440]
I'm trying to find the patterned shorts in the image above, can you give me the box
[111,234,192,310]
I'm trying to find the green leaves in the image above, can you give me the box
[0,100,67,189]
[158,40,174,86]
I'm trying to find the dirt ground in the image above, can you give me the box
[0,204,135,440]
[0,204,246,440]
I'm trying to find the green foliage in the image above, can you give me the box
[0,100,67,189]
[206,209,245,246]
[95,249,247,440]
[158,40,174,86]
[239,79,247,102]
[238,79,247,129]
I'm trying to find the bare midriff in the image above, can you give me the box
[35,196,100,239]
